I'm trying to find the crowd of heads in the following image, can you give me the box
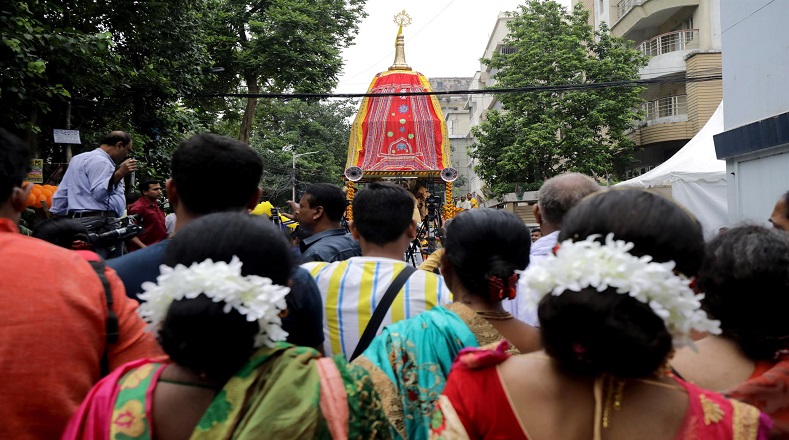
[4,124,789,437]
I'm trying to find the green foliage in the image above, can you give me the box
[470,1,647,198]
[1,0,366,188]
[0,0,211,180]
[249,99,356,205]
[199,0,366,141]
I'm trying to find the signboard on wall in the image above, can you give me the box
[53,129,81,144]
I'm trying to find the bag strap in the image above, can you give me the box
[76,250,119,377]
[350,265,416,361]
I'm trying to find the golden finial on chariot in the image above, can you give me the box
[390,10,412,70]
[393,10,412,28]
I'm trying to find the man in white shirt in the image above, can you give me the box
[302,182,452,359]
[506,173,601,324]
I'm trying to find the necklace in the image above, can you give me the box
[474,310,514,321]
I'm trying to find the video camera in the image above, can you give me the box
[83,215,144,248]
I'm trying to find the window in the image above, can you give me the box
[499,46,517,55]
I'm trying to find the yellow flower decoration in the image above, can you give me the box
[120,364,156,390]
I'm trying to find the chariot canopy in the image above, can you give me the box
[345,11,451,180]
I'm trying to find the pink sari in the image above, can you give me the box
[62,358,166,440]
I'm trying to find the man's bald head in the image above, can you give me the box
[537,173,601,228]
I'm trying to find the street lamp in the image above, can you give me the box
[292,150,320,201]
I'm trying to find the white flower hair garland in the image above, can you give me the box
[137,256,290,348]
[518,233,721,349]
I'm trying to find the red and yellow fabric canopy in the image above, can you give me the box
[346,70,450,176]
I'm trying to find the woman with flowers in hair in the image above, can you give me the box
[672,225,789,437]
[353,208,541,440]
[430,190,771,439]
[63,212,390,439]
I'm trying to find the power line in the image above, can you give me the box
[203,74,722,100]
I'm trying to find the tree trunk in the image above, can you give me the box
[26,107,40,159]
[239,76,259,144]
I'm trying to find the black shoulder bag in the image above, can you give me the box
[349,265,416,361]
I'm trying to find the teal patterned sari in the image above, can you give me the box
[354,302,516,440]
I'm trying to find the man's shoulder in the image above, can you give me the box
[127,198,146,212]
[1,233,101,281]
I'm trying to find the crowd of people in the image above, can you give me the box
[2,127,789,440]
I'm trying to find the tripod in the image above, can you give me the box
[405,206,443,267]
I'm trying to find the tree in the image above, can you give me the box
[470,1,647,197]
[1,0,212,181]
[248,99,356,206]
[201,0,366,143]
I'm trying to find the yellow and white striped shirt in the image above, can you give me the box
[302,256,452,360]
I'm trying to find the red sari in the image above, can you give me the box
[726,359,789,437]
[430,343,772,440]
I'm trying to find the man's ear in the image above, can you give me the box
[406,219,417,240]
[166,179,178,209]
[313,206,324,221]
[349,221,361,240]
[246,187,263,211]
[533,203,542,225]
[10,183,33,213]
[440,250,453,279]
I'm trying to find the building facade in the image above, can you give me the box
[428,77,473,195]
[465,14,513,199]
[575,0,723,178]
[713,0,789,224]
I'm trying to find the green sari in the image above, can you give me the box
[64,342,391,439]
[353,302,518,440]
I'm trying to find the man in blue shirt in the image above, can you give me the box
[51,131,138,257]
[296,183,361,263]
[108,133,325,349]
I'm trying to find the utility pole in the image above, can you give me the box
[291,150,320,201]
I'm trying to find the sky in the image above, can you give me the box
[335,0,573,94]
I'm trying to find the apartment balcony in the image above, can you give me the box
[638,30,699,57]
[613,0,700,40]
[628,95,693,145]
[642,95,688,123]
[636,30,699,79]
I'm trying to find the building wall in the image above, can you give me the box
[718,0,789,224]
[464,15,513,198]
[685,52,722,133]
[720,0,789,129]
[586,0,722,178]
[429,77,473,195]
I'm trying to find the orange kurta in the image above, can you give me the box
[0,218,162,439]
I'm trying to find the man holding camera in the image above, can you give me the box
[51,131,137,257]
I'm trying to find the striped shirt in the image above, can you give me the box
[302,256,452,360]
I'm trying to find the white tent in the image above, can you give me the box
[617,103,727,237]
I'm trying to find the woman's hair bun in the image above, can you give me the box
[538,288,673,378]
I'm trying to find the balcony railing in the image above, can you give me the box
[637,30,699,57]
[642,95,687,121]
[618,0,650,20]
